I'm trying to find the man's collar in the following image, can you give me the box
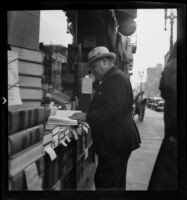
[102,66,117,83]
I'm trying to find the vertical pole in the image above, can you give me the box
[75,10,78,47]
[73,10,79,100]
[170,18,174,52]
[164,9,167,31]
[140,76,142,101]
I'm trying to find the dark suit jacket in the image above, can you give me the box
[86,67,141,156]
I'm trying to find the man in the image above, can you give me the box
[71,46,141,189]
[148,42,177,190]
[133,91,147,121]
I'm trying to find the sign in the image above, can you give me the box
[44,147,57,161]
[119,19,136,36]
[51,134,59,149]
[24,162,42,190]
[52,127,60,136]
[8,50,22,106]
[81,77,93,94]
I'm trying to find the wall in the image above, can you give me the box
[8,11,40,50]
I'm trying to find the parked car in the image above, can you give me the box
[148,97,162,110]
[155,100,165,111]
[147,97,155,109]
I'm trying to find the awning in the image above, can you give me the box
[115,9,137,18]
[114,9,137,36]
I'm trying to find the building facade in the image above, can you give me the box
[144,64,163,97]
[65,10,137,77]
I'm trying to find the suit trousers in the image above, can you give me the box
[94,150,131,190]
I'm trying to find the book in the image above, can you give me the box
[9,141,43,178]
[43,131,53,146]
[8,124,44,156]
[18,61,44,76]
[43,150,60,189]
[47,116,78,126]
[19,75,42,88]
[8,50,22,106]
[22,101,42,108]
[8,105,50,135]
[47,110,82,126]
[9,156,44,190]
[20,87,43,100]
[11,46,43,63]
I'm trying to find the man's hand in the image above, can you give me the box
[69,112,87,121]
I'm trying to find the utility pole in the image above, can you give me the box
[164,9,177,52]
[139,70,144,101]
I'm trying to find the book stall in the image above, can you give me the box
[8,106,95,190]
[7,10,96,191]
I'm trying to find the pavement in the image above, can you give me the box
[126,108,164,190]
[82,108,165,190]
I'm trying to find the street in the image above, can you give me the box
[126,108,165,190]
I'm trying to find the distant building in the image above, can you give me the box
[144,64,163,97]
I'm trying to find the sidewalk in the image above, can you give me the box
[126,109,164,190]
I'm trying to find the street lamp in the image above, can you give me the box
[164,9,177,52]
[139,70,144,101]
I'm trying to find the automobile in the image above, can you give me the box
[152,98,163,110]
[148,97,162,110]
[147,97,155,109]
[155,100,165,111]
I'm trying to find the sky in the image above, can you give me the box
[39,10,73,46]
[39,9,177,88]
[131,9,177,88]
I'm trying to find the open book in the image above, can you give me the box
[47,110,82,126]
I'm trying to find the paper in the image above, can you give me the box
[55,110,82,118]
[61,139,68,147]
[51,134,59,149]
[24,162,42,190]
[47,110,82,126]
[84,147,88,160]
[82,126,89,134]
[43,132,53,145]
[64,128,70,136]
[72,129,78,140]
[76,127,82,135]
[50,106,57,116]
[8,50,22,106]
[52,127,60,136]
[81,77,93,94]
[44,147,57,161]
[65,135,71,143]
[58,131,65,141]
[65,103,72,110]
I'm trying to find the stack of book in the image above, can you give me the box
[8,105,50,190]
[11,46,44,108]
